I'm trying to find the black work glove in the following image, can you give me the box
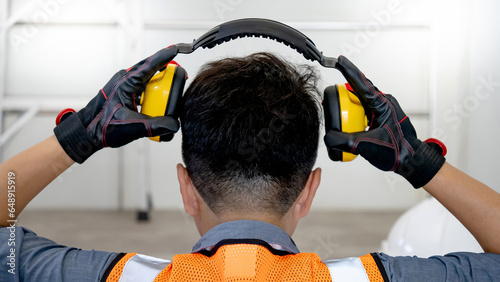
[54,45,180,164]
[324,56,446,188]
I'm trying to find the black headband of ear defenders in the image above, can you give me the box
[175,18,339,69]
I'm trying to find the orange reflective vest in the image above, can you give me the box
[103,242,387,281]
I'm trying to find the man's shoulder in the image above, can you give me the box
[0,226,119,282]
[377,251,500,281]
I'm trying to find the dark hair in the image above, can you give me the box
[180,52,321,216]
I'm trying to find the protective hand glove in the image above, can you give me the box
[324,56,445,188]
[54,45,180,164]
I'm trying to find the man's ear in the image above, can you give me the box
[177,164,200,217]
[293,168,321,220]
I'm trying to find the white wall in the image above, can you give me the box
[466,0,500,188]
[1,0,498,211]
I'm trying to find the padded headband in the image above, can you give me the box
[176,18,338,69]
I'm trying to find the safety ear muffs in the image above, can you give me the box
[143,18,367,144]
[140,62,187,141]
[324,83,367,162]
[141,18,341,143]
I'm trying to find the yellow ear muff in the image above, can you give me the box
[140,64,180,142]
[336,84,368,162]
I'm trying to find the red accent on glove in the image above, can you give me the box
[425,138,447,157]
[345,83,354,93]
[56,108,76,125]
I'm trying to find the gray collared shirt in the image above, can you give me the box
[2,222,500,281]
[191,220,299,254]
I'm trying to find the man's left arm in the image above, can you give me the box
[0,135,73,227]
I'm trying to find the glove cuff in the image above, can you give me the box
[54,113,100,164]
[397,142,446,188]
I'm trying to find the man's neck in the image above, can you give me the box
[197,209,296,237]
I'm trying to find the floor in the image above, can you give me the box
[16,209,403,260]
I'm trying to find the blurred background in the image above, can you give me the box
[1,0,498,259]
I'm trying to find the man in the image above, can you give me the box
[1,45,499,281]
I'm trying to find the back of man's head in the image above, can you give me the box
[180,52,320,217]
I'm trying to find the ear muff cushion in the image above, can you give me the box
[324,85,342,131]
[323,85,343,161]
[164,66,187,118]
[159,65,186,142]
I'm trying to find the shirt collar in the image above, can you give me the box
[191,220,300,254]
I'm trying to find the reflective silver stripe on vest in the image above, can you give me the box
[119,254,171,281]
[323,257,370,282]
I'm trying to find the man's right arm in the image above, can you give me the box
[424,162,500,254]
